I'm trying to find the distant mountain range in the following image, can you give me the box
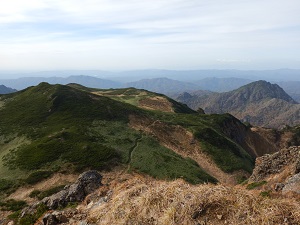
[0,75,122,90]
[126,77,254,94]
[1,70,300,101]
[1,72,300,104]
[193,77,253,92]
[126,77,300,103]
[0,85,17,94]
[2,68,300,81]
[126,78,200,95]
[176,80,300,128]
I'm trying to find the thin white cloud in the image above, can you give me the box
[0,0,299,70]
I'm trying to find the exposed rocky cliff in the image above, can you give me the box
[249,146,300,194]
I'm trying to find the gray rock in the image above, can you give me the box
[282,173,300,194]
[20,170,102,222]
[78,221,89,225]
[42,190,68,210]
[295,160,300,174]
[43,214,59,225]
[42,170,102,209]
[52,211,69,223]
[274,183,285,191]
[250,146,300,182]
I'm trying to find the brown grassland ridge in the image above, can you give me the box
[84,171,300,225]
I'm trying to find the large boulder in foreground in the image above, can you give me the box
[42,170,103,209]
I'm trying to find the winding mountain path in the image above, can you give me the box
[126,135,142,171]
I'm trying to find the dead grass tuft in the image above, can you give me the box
[88,177,300,225]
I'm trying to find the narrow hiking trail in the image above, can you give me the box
[126,135,142,171]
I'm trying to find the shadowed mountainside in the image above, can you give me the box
[176,80,300,128]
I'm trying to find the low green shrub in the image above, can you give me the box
[28,190,41,198]
[0,179,14,191]
[29,185,65,200]
[7,210,21,220]
[246,181,267,190]
[0,199,27,211]
[131,136,217,184]
[260,191,271,197]
[18,203,48,225]
[24,171,53,184]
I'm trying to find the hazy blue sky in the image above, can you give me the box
[0,0,300,71]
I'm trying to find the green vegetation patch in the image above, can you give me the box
[24,171,53,184]
[149,112,255,173]
[0,179,13,191]
[131,136,217,184]
[0,199,27,211]
[0,179,18,196]
[18,203,48,225]
[29,185,65,200]
[0,83,256,187]
[83,87,196,114]
[3,129,118,171]
[195,126,254,173]
[246,181,267,190]
[260,191,271,197]
[87,120,141,163]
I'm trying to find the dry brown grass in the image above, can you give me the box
[87,176,300,225]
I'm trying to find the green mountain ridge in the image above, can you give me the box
[5,81,298,205]
[0,83,216,187]
[2,82,300,224]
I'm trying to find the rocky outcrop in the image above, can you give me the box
[43,211,69,225]
[282,173,300,194]
[249,146,300,182]
[21,171,102,219]
[249,146,300,194]
[42,170,102,209]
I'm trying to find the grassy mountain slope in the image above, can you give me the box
[4,83,300,224]
[2,82,282,201]
[68,83,196,114]
[0,83,215,188]
[0,84,216,188]
[177,80,300,128]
